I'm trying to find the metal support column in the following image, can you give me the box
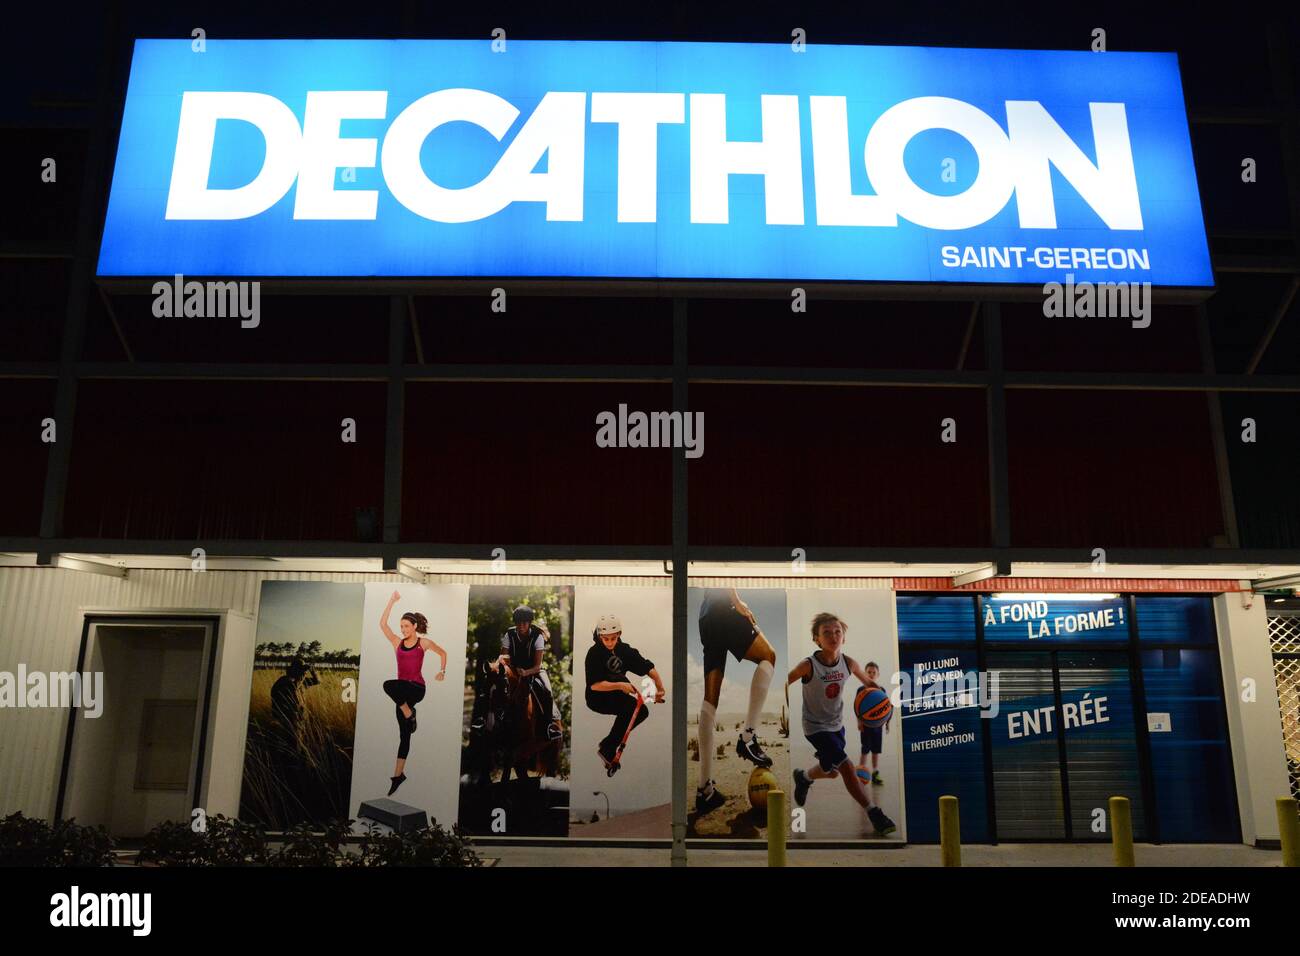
[984,303,1012,552]
[1197,302,1242,548]
[37,10,119,564]
[671,297,689,866]
[382,296,406,570]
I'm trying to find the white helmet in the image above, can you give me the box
[596,613,622,635]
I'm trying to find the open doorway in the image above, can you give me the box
[56,616,219,838]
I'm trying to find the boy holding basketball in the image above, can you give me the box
[857,661,892,786]
[786,612,897,836]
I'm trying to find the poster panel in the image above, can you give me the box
[569,586,673,838]
[239,581,363,828]
[785,588,905,841]
[349,584,469,830]
[686,587,788,839]
[458,584,575,836]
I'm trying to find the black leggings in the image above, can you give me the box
[383,679,426,759]
[587,688,649,753]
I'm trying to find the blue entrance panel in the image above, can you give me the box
[900,647,988,842]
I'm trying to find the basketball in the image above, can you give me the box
[747,766,779,810]
[855,686,893,727]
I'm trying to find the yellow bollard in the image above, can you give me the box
[767,789,787,867]
[1278,797,1299,867]
[1110,796,1135,867]
[939,795,961,867]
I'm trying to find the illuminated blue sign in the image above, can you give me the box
[97,40,1212,285]
[982,595,1130,642]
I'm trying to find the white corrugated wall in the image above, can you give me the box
[0,567,673,818]
[0,567,395,818]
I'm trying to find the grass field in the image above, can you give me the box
[239,667,358,828]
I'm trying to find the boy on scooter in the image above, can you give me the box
[585,613,665,773]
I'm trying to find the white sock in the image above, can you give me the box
[699,700,716,786]
[745,660,774,733]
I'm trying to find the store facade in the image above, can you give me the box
[3,25,1300,858]
[0,564,1289,848]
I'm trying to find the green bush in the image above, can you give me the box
[200,815,271,866]
[136,815,479,867]
[270,820,350,867]
[345,820,482,868]
[0,812,116,867]
[1,811,480,868]
[136,819,211,867]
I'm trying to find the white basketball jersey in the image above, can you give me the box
[801,652,849,734]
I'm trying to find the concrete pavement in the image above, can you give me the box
[484,842,1283,867]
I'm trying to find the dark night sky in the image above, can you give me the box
[2,2,1297,122]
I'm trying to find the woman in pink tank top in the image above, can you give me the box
[380,590,448,795]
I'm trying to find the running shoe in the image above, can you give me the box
[408,708,417,734]
[868,806,897,836]
[597,743,617,772]
[793,768,812,807]
[736,730,774,768]
[694,783,726,814]
[872,770,883,786]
